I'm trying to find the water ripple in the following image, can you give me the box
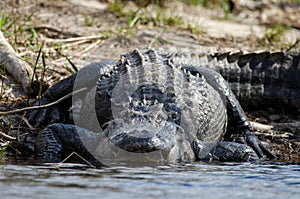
[0,162,299,199]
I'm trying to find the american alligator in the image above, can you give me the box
[25,48,300,166]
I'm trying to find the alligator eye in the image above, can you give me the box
[171,113,177,119]
[189,70,200,76]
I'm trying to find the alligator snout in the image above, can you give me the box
[106,119,176,153]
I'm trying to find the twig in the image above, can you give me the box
[75,39,102,56]
[28,26,81,38]
[49,39,103,65]
[43,34,106,44]
[56,151,95,168]
[0,139,10,147]
[0,87,87,116]
[22,115,35,130]
[0,131,16,141]
[147,28,167,49]
[61,39,91,48]
[254,129,293,139]
[286,39,300,52]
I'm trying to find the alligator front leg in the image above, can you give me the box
[202,67,276,160]
[222,80,277,159]
[35,123,103,166]
[28,73,77,127]
[186,66,276,160]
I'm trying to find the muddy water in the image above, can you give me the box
[0,160,299,199]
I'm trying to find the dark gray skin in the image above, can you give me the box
[26,49,300,166]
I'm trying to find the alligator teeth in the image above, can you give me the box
[143,96,147,105]
[100,74,110,80]
[125,63,130,70]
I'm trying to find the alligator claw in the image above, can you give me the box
[258,139,277,159]
[245,130,277,160]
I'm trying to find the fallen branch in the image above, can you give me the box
[250,121,273,131]
[251,121,300,133]
[251,121,299,140]
[0,30,33,93]
[0,87,87,116]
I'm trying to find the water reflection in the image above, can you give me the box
[0,160,299,199]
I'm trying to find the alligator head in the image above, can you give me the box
[94,83,196,165]
[91,53,221,165]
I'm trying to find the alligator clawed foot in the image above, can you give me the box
[194,141,259,162]
[244,130,277,160]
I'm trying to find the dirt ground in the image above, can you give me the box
[0,0,299,163]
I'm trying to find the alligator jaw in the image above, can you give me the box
[106,119,176,153]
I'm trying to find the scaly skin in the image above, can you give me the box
[25,48,299,166]
[168,49,300,111]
